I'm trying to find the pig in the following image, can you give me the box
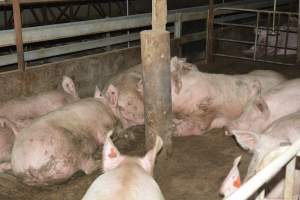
[226,79,300,137]
[243,25,297,57]
[0,76,79,173]
[221,112,300,199]
[0,75,79,130]
[219,155,242,198]
[82,130,164,200]
[10,88,119,186]
[170,58,285,136]
[103,57,198,130]
[103,64,144,129]
[220,152,300,199]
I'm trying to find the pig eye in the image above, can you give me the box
[127,102,132,106]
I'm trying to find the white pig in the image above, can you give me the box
[82,131,165,200]
[226,79,300,136]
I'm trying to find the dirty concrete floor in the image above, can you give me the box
[0,58,299,200]
[0,127,251,200]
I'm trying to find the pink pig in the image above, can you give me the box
[82,130,164,200]
[10,88,118,186]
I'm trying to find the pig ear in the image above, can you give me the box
[106,84,119,107]
[250,80,262,97]
[233,132,260,151]
[254,96,270,117]
[94,86,103,99]
[137,79,144,95]
[62,76,78,98]
[172,71,183,94]
[219,155,242,197]
[140,136,163,175]
[102,130,123,172]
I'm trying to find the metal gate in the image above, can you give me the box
[210,7,300,66]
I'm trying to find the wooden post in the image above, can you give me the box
[297,0,300,65]
[206,0,214,64]
[12,0,25,71]
[152,0,167,31]
[141,0,172,158]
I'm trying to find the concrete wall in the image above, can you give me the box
[0,47,141,101]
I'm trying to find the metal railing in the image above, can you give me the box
[0,0,289,69]
[212,7,299,66]
[225,138,300,200]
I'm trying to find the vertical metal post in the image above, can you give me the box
[284,157,296,200]
[174,13,182,57]
[174,13,182,39]
[206,0,214,64]
[297,0,300,64]
[141,0,172,159]
[253,12,260,61]
[126,0,130,48]
[284,14,291,56]
[12,0,25,71]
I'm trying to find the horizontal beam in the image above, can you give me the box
[0,32,140,66]
[0,0,290,67]
[0,0,289,48]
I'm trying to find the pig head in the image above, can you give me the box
[82,131,164,200]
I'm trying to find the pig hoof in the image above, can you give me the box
[81,159,101,174]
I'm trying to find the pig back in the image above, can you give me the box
[82,164,164,200]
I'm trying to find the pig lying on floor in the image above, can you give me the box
[226,78,300,137]
[170,59,285,136]
[82,131,164,200]
[220,112,300,199]
[9,88,120,186]
[0,76,79,172]
[102,57,285,137]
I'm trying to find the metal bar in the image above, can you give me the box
[265,13,271,56]
[274,13,281,57]
[214,22,256,29]
[174,13,182,39]
[253,12,260,61]
[206,0,214,63]
[215,7,298,15]
[284,14,291,56]
[214,53,296,66]
[12,0,25,71]
[297,0,300,64]
[0,32,141,66]
[284,157,296,200]
[272,0,277,33]
[215,37,297,50]
[0,0,290,48]
[225,138,300,200]
[215,38,254,45]
[215,22,298,34]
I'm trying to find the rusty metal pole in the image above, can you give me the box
[206,0,215,64]
[297,0,300,65]
[12,0,25,71]
[141,0,172,157]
